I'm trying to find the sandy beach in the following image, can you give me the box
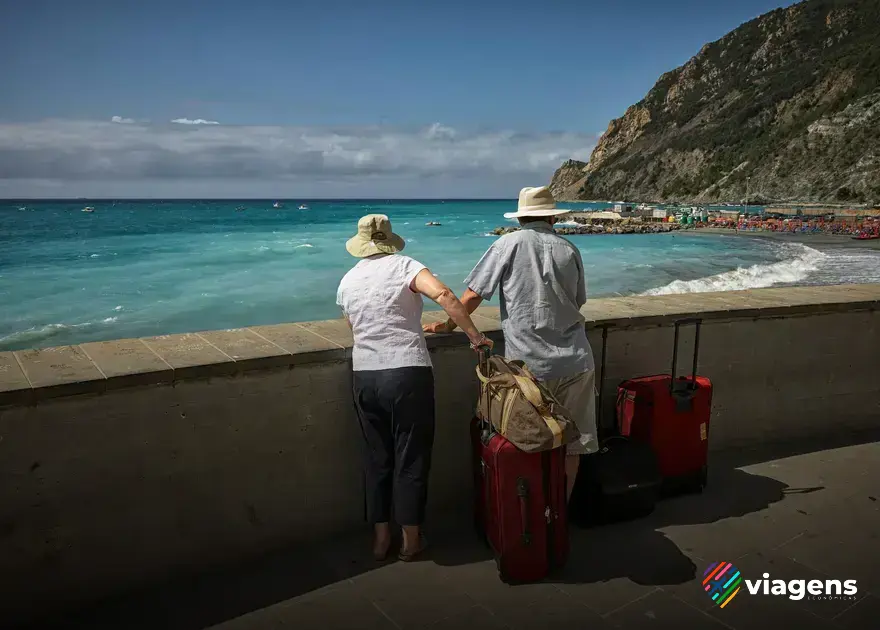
[691,227,880,250]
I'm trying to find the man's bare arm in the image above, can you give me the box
[424,288,484,333]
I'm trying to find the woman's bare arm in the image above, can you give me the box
[411,269,492,349]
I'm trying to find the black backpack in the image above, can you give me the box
[568,327,661,527]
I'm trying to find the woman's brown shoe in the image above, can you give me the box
[373,538,392,561]
[373,547,390,561]
[398,534,428,562]
[372,523,392,561]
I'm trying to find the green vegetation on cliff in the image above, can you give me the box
[551,0,880,203]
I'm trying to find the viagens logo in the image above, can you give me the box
[744,573,858,601]
[704,562,858,607]
[703,562,742,608]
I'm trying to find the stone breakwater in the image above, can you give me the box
[491,222,685,236]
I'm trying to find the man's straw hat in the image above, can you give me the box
[503,186,571,220]
[345,214,406,258]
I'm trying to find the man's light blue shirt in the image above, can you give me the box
[465,221,594,381]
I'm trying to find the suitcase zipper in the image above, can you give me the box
[482,459,493,541]
[516,477,531,545]
[542,451,554,569]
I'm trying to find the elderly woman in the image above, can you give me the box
[337,214,493,562]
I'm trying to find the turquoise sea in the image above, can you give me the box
[3,199,880,351]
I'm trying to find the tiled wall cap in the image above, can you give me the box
[1,284,877,407]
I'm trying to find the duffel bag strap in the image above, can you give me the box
[512,375,565,449]
[512,374,545,410]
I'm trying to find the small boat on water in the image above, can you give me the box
[273,202,283,208]
[298,204,308,210]
[425,221,442,226]
[82,206,95,213]
[852,233,880,240]
[235,206,246,212]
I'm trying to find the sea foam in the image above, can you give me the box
[643,243,826,295]
[0,322,93,348]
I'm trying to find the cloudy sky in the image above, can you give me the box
[1,0,789,198]
[0,119,597,198]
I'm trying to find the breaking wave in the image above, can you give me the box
[0,318,118,350]
[642,244,826,295]
[0,323,77,348]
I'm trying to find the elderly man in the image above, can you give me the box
[425,186,597,499]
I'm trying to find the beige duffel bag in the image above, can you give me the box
[475,354,581,453]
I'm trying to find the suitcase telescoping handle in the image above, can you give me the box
[478,346,494,443]
[596,325,609,431]
[670,319,701,395]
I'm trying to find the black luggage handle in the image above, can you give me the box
[596,326,609,431]
[478,346,495,444]
[670,319,702,405]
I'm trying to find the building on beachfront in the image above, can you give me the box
[646,207,672,223]
[612,202,637,217]
[636,204,673,222]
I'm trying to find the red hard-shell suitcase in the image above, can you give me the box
[617,320,712,494]
[472,351,569,583]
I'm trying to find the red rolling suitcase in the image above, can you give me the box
[617,319,712,494]
[471,350,568,583]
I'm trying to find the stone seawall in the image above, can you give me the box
[1,285,879,624]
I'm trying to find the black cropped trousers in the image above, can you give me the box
[352,366,436,526]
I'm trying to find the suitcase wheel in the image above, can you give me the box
[697,465,708,492]
[661,466,708,496]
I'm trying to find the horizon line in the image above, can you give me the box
[2,197,525,202]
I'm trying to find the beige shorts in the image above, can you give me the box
[541,370,599,456]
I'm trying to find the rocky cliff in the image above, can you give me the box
[550,0,880,204]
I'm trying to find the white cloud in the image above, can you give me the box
[170,118,221,125]
[110,116,135,124]
[0,119,596,196]
[425,122,456,140]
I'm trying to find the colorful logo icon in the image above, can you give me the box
[703,562,742,608]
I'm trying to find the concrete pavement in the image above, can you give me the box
[20,435,880,630]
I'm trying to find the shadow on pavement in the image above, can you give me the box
[429,464,797,588]
[22,431,880,630]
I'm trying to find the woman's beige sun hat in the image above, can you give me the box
[503,186,571,220]
[345,214,406,258]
